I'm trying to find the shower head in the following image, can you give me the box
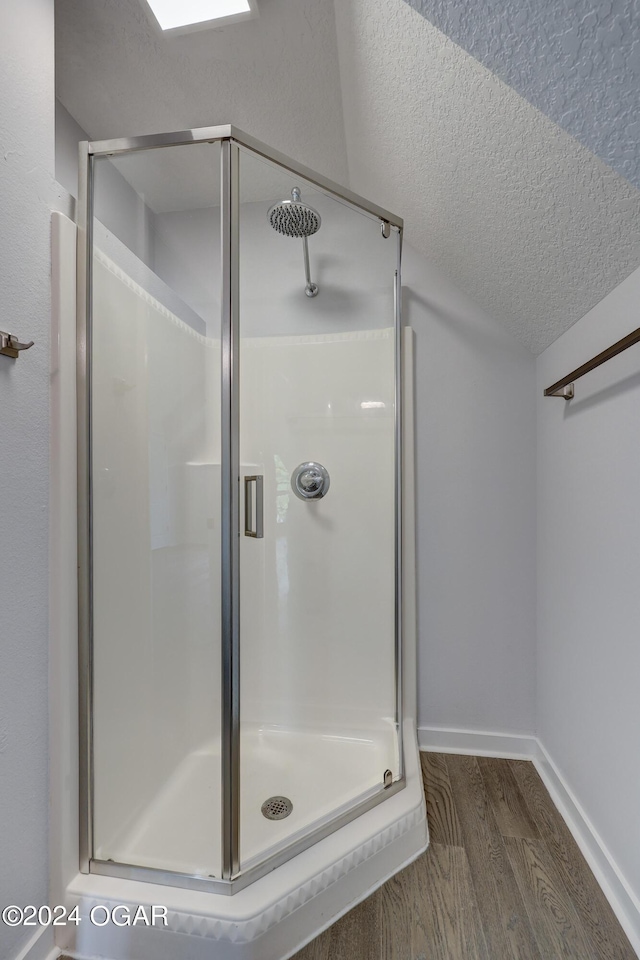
[267,187,320,297]
[267,187,321,239]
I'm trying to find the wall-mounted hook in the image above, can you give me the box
[0,331,34,359]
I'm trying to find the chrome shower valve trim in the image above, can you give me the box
[291,462,330,501]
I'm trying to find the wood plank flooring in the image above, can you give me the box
[292,753,637,960]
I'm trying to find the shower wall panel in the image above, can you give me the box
[240,330,395,731]
[91,249,221,875]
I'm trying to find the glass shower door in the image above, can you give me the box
[237,147,400,872]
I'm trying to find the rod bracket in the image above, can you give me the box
[0,331,34,359]
[548,383,574,400]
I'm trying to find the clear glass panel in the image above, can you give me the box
[238,148,399,871]
[90,142,222,877]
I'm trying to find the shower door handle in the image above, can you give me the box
[244,475,264,538]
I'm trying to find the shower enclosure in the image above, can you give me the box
[77,126,404,893]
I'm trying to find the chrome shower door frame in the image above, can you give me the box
[77,125,405,894]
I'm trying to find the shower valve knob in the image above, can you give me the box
[291,462,330,501]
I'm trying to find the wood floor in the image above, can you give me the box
[292,753,637,960]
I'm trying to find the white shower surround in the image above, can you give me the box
[50,211,428,960]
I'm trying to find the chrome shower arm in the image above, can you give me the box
[302,236,318,298]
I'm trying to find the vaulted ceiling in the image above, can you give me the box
[334,0,640,353]
[55,0,640,353]
[405,0,640,190]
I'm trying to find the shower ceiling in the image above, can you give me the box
[55,0,640,353]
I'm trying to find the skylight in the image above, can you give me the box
[143,0,256,32]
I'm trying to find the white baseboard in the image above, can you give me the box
[418,725,537,760]
[418,725,640,958]
[533,740,640,958]
[11,926,57,960]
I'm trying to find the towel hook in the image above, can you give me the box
[0,331,34,359]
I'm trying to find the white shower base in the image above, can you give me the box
[63,720,427,960]
[96,722,399,875]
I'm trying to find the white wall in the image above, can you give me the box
[537,265,640,910]
[0,2,54,958]
[402,245,538,735]
[54,99,85,199]
[56,100,156,272]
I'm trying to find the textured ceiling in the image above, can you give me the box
[405,0,640,191]
[55,0,640,353]
[335,0,640,353]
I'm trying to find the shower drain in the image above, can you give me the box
[261,796,293,820]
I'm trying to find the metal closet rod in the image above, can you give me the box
[544,326,640,399]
